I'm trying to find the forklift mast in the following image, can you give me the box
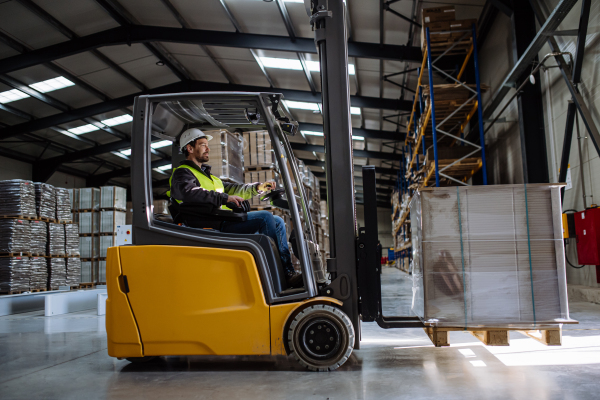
[306,0,361,337]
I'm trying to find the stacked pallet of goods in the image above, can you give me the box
[243,130,277,209]
[76,187,100,285]
[0,180,78,294]
[97,186,127,285]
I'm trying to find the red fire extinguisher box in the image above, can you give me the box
[574,207,600,266]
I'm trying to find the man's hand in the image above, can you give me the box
[258,181,277,192]
[227,195,244,207]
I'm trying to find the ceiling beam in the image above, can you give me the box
[0,25,422,76]
[290,142,401,160]
[300,158,398,176]
[298,122,405,141]
[0,80,411,141]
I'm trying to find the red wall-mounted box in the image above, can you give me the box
[574,207,600,266]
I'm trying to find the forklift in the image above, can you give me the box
[106,0,422,371]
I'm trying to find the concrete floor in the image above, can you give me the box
[1,266,600,400]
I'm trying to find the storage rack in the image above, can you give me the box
[391,22,489,273]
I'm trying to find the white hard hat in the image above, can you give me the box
[179,128,213,152]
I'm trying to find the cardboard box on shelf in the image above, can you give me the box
[449,19,477,37]
[422,6,455,23]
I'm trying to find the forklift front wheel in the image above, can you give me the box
[287,304,355,372]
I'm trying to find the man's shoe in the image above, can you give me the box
[286,271,304,289]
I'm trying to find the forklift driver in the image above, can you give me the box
[168,128,304,289]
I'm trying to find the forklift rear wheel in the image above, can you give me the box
[125,356,158,363]
[288,304,354,371]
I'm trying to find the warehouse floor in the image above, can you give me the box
[1,267,599,400]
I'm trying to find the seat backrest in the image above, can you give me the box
[255,235,288,295]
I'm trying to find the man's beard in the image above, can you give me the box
[196,153,209,163]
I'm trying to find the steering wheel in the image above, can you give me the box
[260,188,285,203]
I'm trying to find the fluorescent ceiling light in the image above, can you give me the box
[260,57,355,75]
[284,100,320,111]
[0,89,30,104]
[283,0,304,3]
[150,140,172,149]
[157,164,172,171]
[352,135,364,141]
[350,107,361,115]
[120,148,132,156]
[29,76,74,93]
[68,124,100,135]
[102,115,133,126]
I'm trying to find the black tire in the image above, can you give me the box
[125,356,158,363]
[287,304,354,371]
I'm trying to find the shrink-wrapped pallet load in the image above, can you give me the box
[78,188,100,210]
[29,256,48,290]
[34,182,56,220]
[30,220,47,256]
[243,130,274,166]
[64,224,79,256]
[68,188,79,212]
[98,260,106,283]
[80,260,93,283]
[410,184,571,328]
[100,186,127,210]
[0,257,30,292]
[55,188,72,223]
[48,223,66,256]
[206,130,244,183]
[99,211,126,234]
[99,235,115,258]
[0,179,36,218]
[79,212,99,234]
[244,170,279,207]
[48,258,66,289]
[66,257,81,287]
[0,219,31,254]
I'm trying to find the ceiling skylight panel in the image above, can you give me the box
[68,124,100,134]
[0,89,30,103]
[29,76,74,93]
[102,115,133,126]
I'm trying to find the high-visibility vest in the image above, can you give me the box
[167,164,229,210]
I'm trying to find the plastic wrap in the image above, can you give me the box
[65,224,79,256]
[100,186,127,210]
[29,257,47,290]
[55,188,72,222]
[244,170,280,207]
[48,223,66,256]
[99,235,115,258]
[207,130,244,183]
[98,260,106,283]
[0,219,31,254]
[34,182,56,220]
[48,258,66,288]
[243,130,274,166]
[79,212,99,234]
[0,257,30,292]
[66,257,81,286]
[410,184,570,328]
[68,188,79,211]
[78,188,100,210]
[100,211,126,234]
[0,179,36,218]
[29,220,47,256]
[153,200,170,215]
[79,236,93,258]
[80,261,93,283]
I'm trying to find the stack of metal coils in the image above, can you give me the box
[29,257,48,290]
[55,188,72,222]
[34,182,56,220]
[47,223,65,256]
[66,257,81,287]
[48,258,66,289]
[0,219,31,254]
[0,180,36,218]
[29,220,47,256]
[0,257,30,292]
[64,224,79,256]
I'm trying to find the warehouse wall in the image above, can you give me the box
[0,156,32,181]
[46,171,87,189]
[478,1,600,287]
[538,0,600,287]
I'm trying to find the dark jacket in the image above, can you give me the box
[170,160,259,208]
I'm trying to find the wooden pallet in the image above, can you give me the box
[245,164,277,172]
[0,289,29,295]
[424,326,564,347]
[45,254,68,258]
[30,253,46,257]
[99,208,126,212]
[57,220,73,224]
[79,233,96,237]
[78,283,95,289]
[0,252,32,257]
[30,288,48,293]
[0,215,37,221]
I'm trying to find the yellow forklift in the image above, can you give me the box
[106,0,421,371]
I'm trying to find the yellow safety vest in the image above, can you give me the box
[167,164,230,210]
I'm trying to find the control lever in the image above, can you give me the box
[225,200,251,213]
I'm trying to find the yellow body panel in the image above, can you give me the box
[270,297,343,356]
[106,245,343,358]
[562,213,569,238]
[105,247,143,358]
[118,245,271,356]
